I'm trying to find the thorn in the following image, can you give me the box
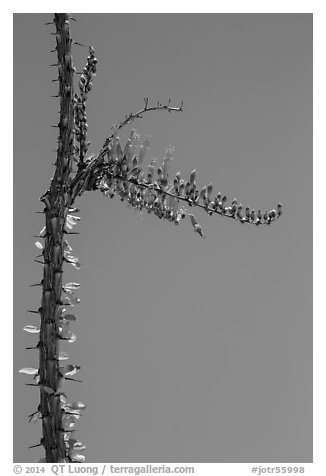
[73,41,86,47]
[51,78,59,82]
[35,211,45,214]
[44,21,54,26]
[25,383,39,387]
[34,260,44,265]
[50,95,60,98]
[70,16,77,22]
[49,63,58,67]
[65,377,83,383]
[28,443,42,449]
[27,310,41,314]
[50,48,57,53]
[28,412,38,423]
[26,346,39,350]
[29,283,42,287]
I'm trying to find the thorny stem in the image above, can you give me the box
[37,13,75,463]
[101,98,183,152]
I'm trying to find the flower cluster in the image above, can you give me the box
[91,131,282,238]
[74,46,97,164]
[96,131,189,227]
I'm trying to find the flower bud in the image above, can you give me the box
[35,241,43,250]
[189,169,196,184]
[157,167,163,181]
[207,183,213,202]
[138,136,151,164]
[199,186,207,201]
[236,205,243,220]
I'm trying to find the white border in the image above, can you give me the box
[6,2,322,473]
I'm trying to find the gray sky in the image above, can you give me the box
[13,13,312,463]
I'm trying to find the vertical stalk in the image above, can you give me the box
[38,13,75,462]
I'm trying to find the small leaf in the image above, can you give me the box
[58,352,69,360]
[64,282,81,290]
[64,292,81,305]
[35,241,43,250]
[60,365,81,377]
[66,214,80,225]
[71,262,81,269]
[63,239,73,252]
[65,254,81,269]
[68,333,77,343]
[19,367,38,375]
[62,414,76,430]
[61,314,77,321]
[68,401,86,411]
[71,454,85,462]
[23,325,40,334]
[62,332,77,343]
[64,407,82,417]
[69,444,86,453]
[67,438,79,447]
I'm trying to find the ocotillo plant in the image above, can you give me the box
[19,13,283,463]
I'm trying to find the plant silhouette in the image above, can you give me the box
[19,13,283,463]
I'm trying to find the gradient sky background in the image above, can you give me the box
[13,13,312,463]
